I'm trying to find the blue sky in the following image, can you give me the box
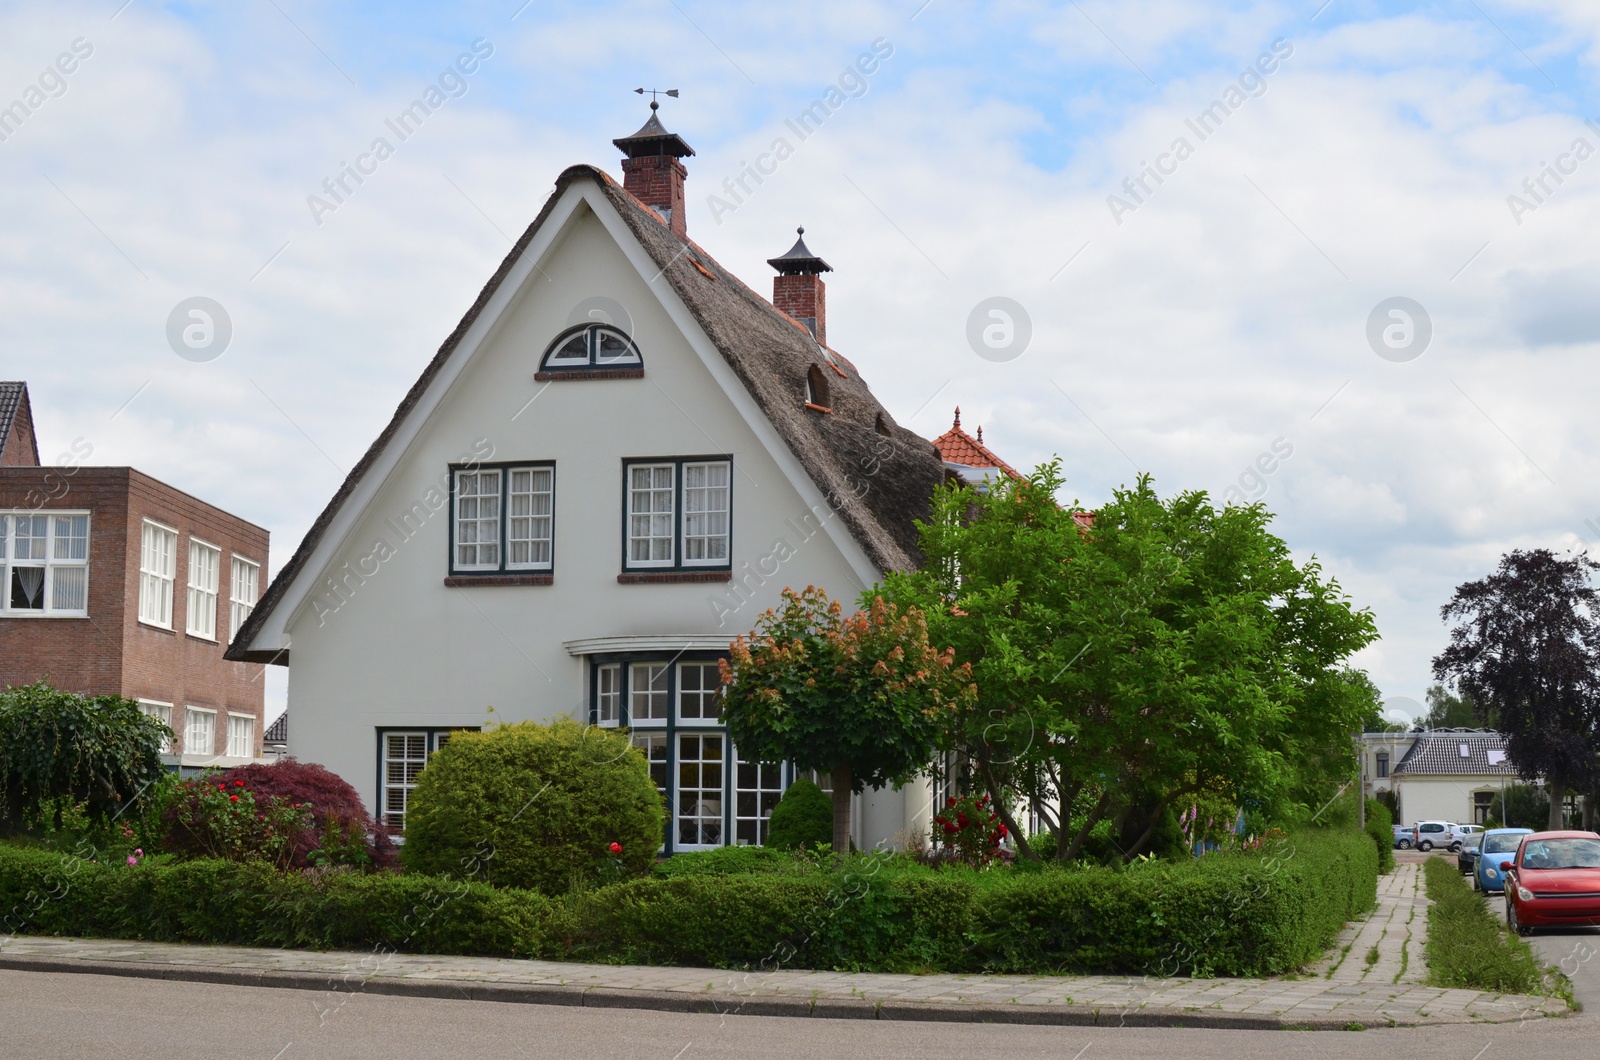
[5,0,1600,723]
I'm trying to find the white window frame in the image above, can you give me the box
[138,700,173,753]
[186,538,221,640]
[677,660,722,722]
[629,662,669,725]
[595,663,622,727]
[229,555,260,640]
[139,520,178,628]
[625,463,677,568]
[0,511,91,617]
[675,732,726,850]
[506,466,555,570]
[183,706,216,757]
[379,729,473,832]
[453,468,502,571]
[226,712,255,759]
[681,461,731,566]
[734,751,784,847]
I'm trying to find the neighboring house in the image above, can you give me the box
[932,408,1021,489]
[0,381,270,769]
[263,710,288,760]
[1365,729,1519,826]
[230,106,976,850]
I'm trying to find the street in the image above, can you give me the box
[0,967,1592,1060]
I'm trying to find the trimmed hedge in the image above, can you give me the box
[0,828,1375,976]
[1364,797,1395,874]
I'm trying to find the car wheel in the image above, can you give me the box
[1508,902,1531,937]
[1398,839,1411,849]
[1472,873,1480,892]
[1450,842,1462,853]
[1418,840,1433,852]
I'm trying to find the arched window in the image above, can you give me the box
[538,324,643,376]
[805,364,830,410]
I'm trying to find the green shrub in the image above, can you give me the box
[1364,797,1394,874]
[1422,856,1544,994]
[0,829,1377,976]
[764,778,832,851]
[653,845,803,878]
[0,844,549,956]
[1027,830,1057,860]
[399,719,663,895]
[0,682,168,835]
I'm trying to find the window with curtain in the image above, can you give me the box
[0,512,90,616]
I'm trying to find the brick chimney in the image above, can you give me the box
[767,227,832,345]
[613,101,694,239]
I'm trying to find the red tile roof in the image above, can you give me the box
[931,408,1022,480]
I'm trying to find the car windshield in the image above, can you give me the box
[1483,834,1524,854]
[1463,836,1481,850]
[1520,838,1600,869]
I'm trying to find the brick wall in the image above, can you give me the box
[0,466,269,757]
[773,274,827,344]
[620,155,688,238]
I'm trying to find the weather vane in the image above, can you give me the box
[634,87,679,110]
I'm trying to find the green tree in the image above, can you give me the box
[0,681,169,836]
[1433,550,1600,830]
[879,466,1380,861]
[719,588,975,853]
[1420,683,1486,729]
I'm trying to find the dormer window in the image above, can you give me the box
[536,324,643,380]
[804,364,831,411]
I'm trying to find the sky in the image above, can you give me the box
[3,0,1599,726]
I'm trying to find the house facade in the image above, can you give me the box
[1362,729,1519,826]
[0,382,270,768]
[230,108,961,850]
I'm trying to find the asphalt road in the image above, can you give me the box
[0,969,1595,1060]
[1483,879,1600,1012]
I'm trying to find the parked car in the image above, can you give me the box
[1474,828,1534,893]
[1413,820,1452,851]
[1393,824,1413,850]
[1500,831,1600,935]
[1457,833,1482,873]
[1449,824,1484,849]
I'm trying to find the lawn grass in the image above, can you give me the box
[1421,857,1544,994]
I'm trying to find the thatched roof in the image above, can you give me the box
[229,165,944,663]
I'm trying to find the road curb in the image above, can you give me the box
[0,952,1534,1030]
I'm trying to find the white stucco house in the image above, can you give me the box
[1361,729,1519,826]
[228,106,967,853]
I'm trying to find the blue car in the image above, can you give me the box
[1474,828,1534,892]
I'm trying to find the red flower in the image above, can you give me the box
[229,795,239,802]
[235,780,245,787]
[997,823,1008,836]
[946,797,957,807]
[608,842,622,855]
[217,784,226,791]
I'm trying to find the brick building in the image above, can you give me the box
[0,382,270,767]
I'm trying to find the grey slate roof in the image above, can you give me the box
[1392,730,1518,776]
[228,164,946,664]
[0,381,39,466]
[263,711,287,744]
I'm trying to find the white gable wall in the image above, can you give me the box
[278,198,924,844]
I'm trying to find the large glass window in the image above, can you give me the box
[678,661,722,722]
[1375,752,1389,779]
[596,663,622,726]
[184,707,216,757]
[735,753,783,846]
[452,465,555,574]
[227,714,254,758]
[0,512,89,616]
[229,556,259,640]
[186,539,220,639]
[379,729,476,831]
[677,733,725,848]
[138,700,173,753]
[623,459,732,571]
[630,663,669,723]
[139,520,177,627]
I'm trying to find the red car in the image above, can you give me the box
[1499,830,1600,935]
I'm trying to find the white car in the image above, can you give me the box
[1412,821,1452,852]
[1448,824,1483,850]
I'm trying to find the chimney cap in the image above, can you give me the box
[613,104,695,159]
[767,226,833,275]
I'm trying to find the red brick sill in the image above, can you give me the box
[534,368,645,382]
[443,574,554,588]
[617,570,733,584]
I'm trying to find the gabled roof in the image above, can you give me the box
[0,382,40,467]
[228,165,945,663]
[263,711,287,744]
[1392,730,1518,777]
[932,408,1020,480]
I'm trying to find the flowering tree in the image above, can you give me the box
[720,587,976,853]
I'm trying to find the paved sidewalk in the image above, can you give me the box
[0,923,1567,1031]
[1313,860,1429,986]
